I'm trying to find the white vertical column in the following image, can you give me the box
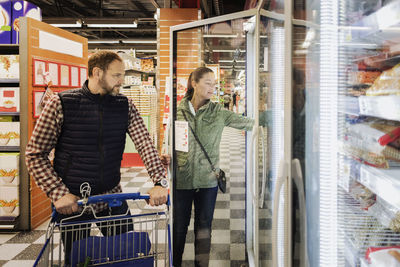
[319,0,339,266]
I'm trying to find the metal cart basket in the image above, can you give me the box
[33,191,171,267]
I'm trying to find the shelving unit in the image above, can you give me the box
[0,44,21,230]
[334,1,400,265]
[120,57,158,167]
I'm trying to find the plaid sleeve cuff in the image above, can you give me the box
[48,184,70,203]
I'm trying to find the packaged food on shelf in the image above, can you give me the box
[340,140,388,168]
[366,63,400,96]
[0,55,19,80]
[359,95,400,121]
[0,87,19,112]
[0,186,18,217]
[349,182,376,210]
[346,120,400,146]
[368,197,400,232]
[0,122,19,146]
[140,58,154,72]
[348,71,381,85]
[365,246,400,267]
[360,166,400,210]
[0,153,19,185]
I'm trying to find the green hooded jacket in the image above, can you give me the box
[175,97,254,189]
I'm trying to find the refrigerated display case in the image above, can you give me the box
[307,0,400,266]
[168,6,307,267]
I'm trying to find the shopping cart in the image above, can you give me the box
[33,186,171,267]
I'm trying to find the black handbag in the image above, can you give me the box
[181,111,227,193]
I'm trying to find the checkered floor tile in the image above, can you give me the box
[0,127,261,267]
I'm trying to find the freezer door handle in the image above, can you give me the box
[272,158,288,267]
[292,158,309,267]
[249,125,259,200]
[259,126,267,208]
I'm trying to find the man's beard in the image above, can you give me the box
[99,75,120,96]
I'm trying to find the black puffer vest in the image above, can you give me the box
[54,83,129,196]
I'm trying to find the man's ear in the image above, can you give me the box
[92,67,102,79]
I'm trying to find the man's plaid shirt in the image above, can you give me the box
[25,93,165,213]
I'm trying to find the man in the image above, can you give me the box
[223,92,231,110]
[26,51,168,262]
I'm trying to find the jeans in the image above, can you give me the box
[173,187,218,267]
[56,201,133,265]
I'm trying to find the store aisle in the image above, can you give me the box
[181,127,247,267]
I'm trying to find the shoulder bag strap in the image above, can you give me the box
[181,110,217,173]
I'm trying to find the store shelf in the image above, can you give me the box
[125,69,155,75]
[0,79,19,85]
[0,216,19,230]
[0,146,19,152]
[359,165,400,210]
[123,84,141,88]
[0,44,19,55]
[0,112,19,116]
[351,1,400,41]
[339,95,360,116]
[359,95,400,121]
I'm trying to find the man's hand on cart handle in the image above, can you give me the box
[160,154,171,170]
[147,186,168,206]
[54,193,80,215]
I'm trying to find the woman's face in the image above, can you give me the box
[193,72,216,100]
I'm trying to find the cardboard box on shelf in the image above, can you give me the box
[10,1,41,44]
[0,153,19,185]
[0,87,19,112]
[0,121,19,146]
[0,185,19,217]
[0,0,12,44]
[0,55,19,79]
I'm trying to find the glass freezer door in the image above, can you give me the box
[170,9,291,267]
[256,14,288,267]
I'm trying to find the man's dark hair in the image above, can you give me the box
[88,51,123,77]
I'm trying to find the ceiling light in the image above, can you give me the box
[203,34,238,38]
[123,40,156,44]
[87,39,156,44]
[87,23,138,28]
[88,40,120,44]
[136,49,157,52]
[50,21,81,28]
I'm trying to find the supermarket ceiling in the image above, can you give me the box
[27,0,248,55]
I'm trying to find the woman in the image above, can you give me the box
[164,67,254,267]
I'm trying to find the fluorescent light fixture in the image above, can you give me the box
[203,34,238,38]
[218,59,245,63]
[88,40,119,44]
[123,40,156,44]
[87,22,137,28]
[136,49,157,52]
[51,21,82,27]
[302,28,315,48]
[88,39,156,44]
[294,49,308,55]
[211,49,246,53]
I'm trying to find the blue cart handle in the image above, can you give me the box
[77,193,170,207]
